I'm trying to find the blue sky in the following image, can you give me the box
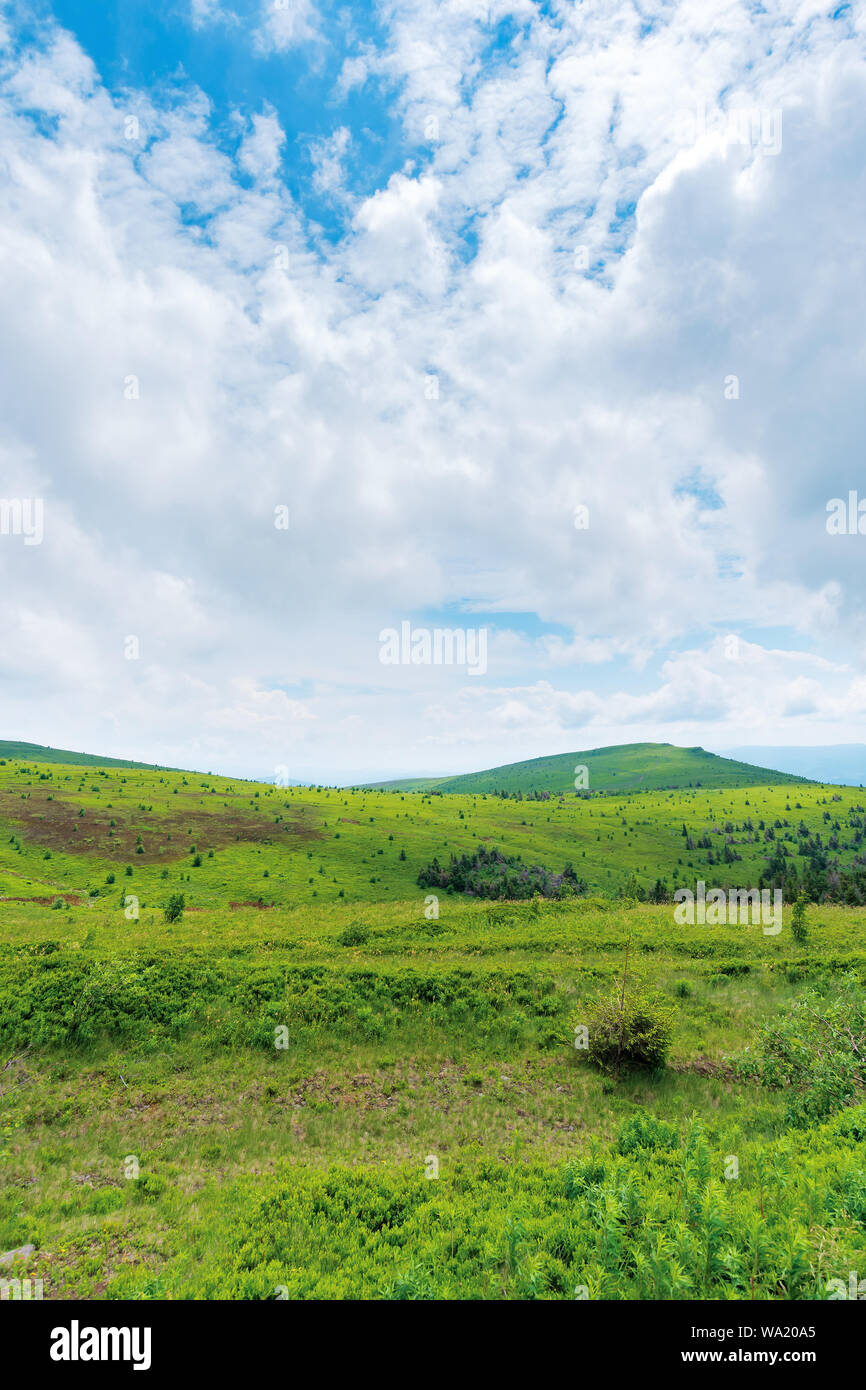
[45,0,409,236]
[0,0,865,781]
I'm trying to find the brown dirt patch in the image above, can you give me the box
[670,1054,734,1080]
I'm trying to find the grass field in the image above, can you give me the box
[1,752,865,1300]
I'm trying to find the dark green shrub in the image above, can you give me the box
[832,1105,866,1142]
[164,894,185,924]
[584,986,673,1074]
[417,846,586,901]
[616,1111,678,1156]
[131,1174,167,1202]
[338,925,369,947]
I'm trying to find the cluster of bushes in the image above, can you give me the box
[489,788,556,800]
[169,1109,866,1300]
[577,938,866,1109]
[0,951,566,1050]
[762,850,866,905]
[617,874,671,903]
[417,846,587,900]
[676,811,866,904]
[738,973,866,1124]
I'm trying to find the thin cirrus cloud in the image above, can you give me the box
[0,1,863,780]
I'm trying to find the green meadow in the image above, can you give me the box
[1,752,866,1300]
[0,752,863,909]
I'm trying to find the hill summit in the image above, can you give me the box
[359,742,805,795]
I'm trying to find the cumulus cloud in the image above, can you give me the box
[309,125,351,197]
[254,0,319,55]
[238,108,286,182]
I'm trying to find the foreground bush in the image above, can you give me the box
[583,985,674,1074]
[738,972,866,1124]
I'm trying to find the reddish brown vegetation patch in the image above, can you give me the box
[0,893,83,905]
[0,791,322,863]
[229,901,275,910]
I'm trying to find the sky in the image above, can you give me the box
[0,0,865,783]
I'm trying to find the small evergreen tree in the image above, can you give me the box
[164,893,185,923]
[584,984,673,1075]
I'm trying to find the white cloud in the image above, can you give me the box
[349,170,446,292]
[189,0,231,28]
[238,109,286,182]
[309,125,351,197]
[254,0,319,55]
[334,55,370,100]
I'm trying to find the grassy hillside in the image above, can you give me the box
[361,742,804,795]
[0,751,842,910]
[1,751,865,1302]
[0,740,175,771]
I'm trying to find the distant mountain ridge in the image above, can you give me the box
[357,742,808,795]
[1,738,833,791]
[719,746,866,788]
[0,740,176,771]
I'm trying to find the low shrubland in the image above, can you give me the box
[158,1108,866,1300]
[3,755,866,1302]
